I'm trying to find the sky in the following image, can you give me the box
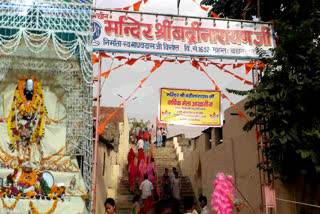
[93,0,208,17]
[93,0,253,136]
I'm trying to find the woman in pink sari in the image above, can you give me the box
[128,158,138,192]
[145,156,155,184]
[138,159,146,186]
[127,148,135,171]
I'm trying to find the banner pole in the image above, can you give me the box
[177,0,181,15]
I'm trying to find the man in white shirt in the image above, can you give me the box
[137,137,144,151]
[170,167,177,189]
[198,195,209,214]
[139,174,154,200]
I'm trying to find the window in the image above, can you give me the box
[215,128,223,145]
[203,128,212,150]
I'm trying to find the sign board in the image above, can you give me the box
[159,88,221,127]
[93,10,276,59]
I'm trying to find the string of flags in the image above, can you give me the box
[94,53,264,134]
[191,0,220,18]
[98,0,255,20]
[99,0,220,17]
[93,53,261,85]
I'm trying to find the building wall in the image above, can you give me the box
[96,109,130,214]
[180,98,260,214]
[118,111,130,177]
[96,144,118,214]
[179,98,320,214]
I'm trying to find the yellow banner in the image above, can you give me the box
[159,88,221,127]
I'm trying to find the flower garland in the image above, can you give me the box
[50,185,65,195]
[0,193,21,210]
[29,197,58,214]
[13,169,38,187]
[27,191,36,199]
[7,77,46,152]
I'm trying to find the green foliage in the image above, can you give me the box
[226,0,320,180]
[40,178,51,195]
[129,118,150,133]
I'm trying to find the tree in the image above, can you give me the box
[129,118,150,133]
[226,0,320,180]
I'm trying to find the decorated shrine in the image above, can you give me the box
[0,0,93,213]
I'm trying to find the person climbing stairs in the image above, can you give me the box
[116,140,197,213]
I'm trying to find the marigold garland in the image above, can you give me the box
[13,169,38,186]
[27,191,36,199]
[50,185,65,195]
[29,197,58,214]
[0,193,21,210]
[7,77,47,152]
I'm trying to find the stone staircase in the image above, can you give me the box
[116,141,197,213]
[153,141,197,211]
[117,144,137,214]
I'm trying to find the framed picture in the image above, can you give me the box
[0,178,3,187]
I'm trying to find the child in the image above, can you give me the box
[131,195,140,214]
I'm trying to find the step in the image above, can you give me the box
[117,208,132,214]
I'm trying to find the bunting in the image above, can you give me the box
[191,0,220,18]
[191,59,249,122]
[100,55,146,78]
[214,64,253,86]
[245,61,265,74]
[98,59,166,135]
[95,53,260,85]
[133,0,143,11]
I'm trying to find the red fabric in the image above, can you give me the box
[211,11,220,18]
[128,160,138,187]
[137,149,145,169]
[138,159,146,186]
[138,130,143,140]
[140,196,153,214]
[145,156,155,183]
[127,148,135,170]
[93,55,101,65]
[133,0,142,11]
[144,132,149,142]
[245,63,255,74]
[161,172,169,183]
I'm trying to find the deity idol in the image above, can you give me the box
[4,77,58,164]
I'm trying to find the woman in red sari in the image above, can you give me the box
[128,158,138,192]
[144,129,149,142]
[137,148,145,168]
[138,129,143,141]
[140,196,153,214]
[127,148,135,171]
